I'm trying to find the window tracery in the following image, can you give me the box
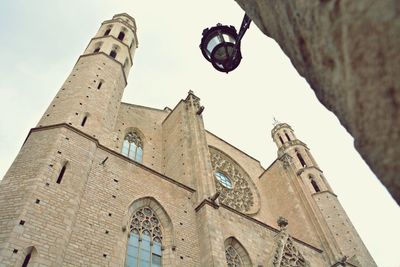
[224,237,252,267]
[126,207,162,267]
[272,217,309,267]
[122,132,143,162]
[209,148,259,213]
[225,246,243,267]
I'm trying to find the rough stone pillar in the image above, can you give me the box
[234,0,400,203]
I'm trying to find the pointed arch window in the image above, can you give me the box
[122,132,143,162]
[278,135,284,145]
[224,237,252,267]
[126,207,162,267]
[225,246,243,267]
[104,28,112,36]
[285,131,291,141]
[311,179,320,193]
[110,50,117,59]
[118,31,126,41]
[296,151,307,168]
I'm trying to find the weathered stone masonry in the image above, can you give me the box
[0,13,376,266]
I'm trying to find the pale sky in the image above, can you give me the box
[0,1,399,266]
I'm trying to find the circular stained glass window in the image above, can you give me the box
[214,171,233,189]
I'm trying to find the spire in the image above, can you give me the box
[272,117,281,126]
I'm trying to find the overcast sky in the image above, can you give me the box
[0,1,399,266]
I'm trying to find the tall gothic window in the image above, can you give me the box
[104,28,111,36]
[311,179,321,193]
[296,151,307,168]
[278,135,284,145]
[225,246,243,267]
[224,237,252,267]
[126,207,162,267]
[118,31,126,41]
[285,131,291,141]
[122,132,143,162]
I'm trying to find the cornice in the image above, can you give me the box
[278,139,309,155]
[311,190,338,198]
[193,200,323,253]
[120,102,169,113]
[205,130,262,165]
[25,123,196,193]
[161,99,185,125]
[102,19,138,48]
[112,13,137,30]
[296,166,324,176]
[90,35,133,65]
[271,123,293,137]
[219,203,323,253]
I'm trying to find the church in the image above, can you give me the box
[0,13,376,267]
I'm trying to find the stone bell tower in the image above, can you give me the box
[0,14,138,266]
[37,13,138,143]
[271,121,377,267]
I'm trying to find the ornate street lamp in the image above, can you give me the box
[200,14,251,73]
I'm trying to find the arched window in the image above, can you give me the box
[104,28,111,36]
[311,179,320,193]
[110,50,117,59]
[122,132,143,162]
[224,237,252,267]
[118,31,125,41]
[94,47,100,53]
[296,151,307,167]
[126,207,162,267]
[278,135,284,145]
[285,131,291,141]
[56,162,67,184]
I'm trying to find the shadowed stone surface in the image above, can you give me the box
[234,0,400,203]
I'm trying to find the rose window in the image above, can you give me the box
[209,147,260,214]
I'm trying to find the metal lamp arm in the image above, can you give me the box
[236,14,251,47]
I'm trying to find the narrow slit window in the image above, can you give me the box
[278,135,284,145]
[311,179,321,192]
[97,81,103,90]
[104,28,111,36]
[118,31,125,41]
[21,252,32,267]
[296,151,307,167]
[285,132,291,141]
[81,115,88,127]
[56,164,67,184]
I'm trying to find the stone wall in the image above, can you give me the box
[234,0,400,203]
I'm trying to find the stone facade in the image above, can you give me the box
[0,14,376,266]
[233,0,400,204]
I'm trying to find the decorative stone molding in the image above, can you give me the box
[224,237,253,267]
[209,147,260,214]
[130,206,163,243]
[279,154,293,169]
[272,217,309,267]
